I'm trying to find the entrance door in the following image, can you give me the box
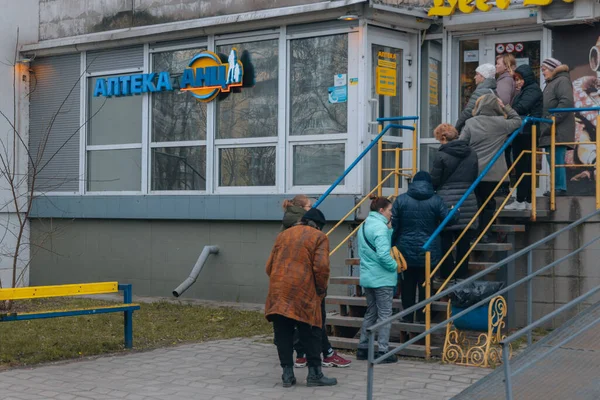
[368,27,415,194]
[456,31,542,122]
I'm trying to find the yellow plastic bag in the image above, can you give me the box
[391,246,407,273]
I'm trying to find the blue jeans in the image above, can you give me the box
[358,286,394,353]
[544,146,567,191]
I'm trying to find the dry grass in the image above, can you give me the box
[0,298,271,368]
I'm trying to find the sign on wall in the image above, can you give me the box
[428,0,574,17]
[93,49,245,103]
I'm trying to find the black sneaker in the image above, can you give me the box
[377,351,398,364]
[544,189,567,197]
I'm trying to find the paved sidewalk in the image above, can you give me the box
[0,338,490,400]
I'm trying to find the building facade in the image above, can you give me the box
[8,0,600,310]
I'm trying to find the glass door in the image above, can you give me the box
[368,27,414,194]
[481,32,542,86]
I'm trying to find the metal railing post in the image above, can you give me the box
[502,343,514,400]
[531,124,538,221]
[527,250,533,345]
[595,114,600,210]
[367,331,375,400]
[378,125,383,197]
[395,147,400,197]
[412,121,418,177]
[425,251,431,359]
[551,116,556,211]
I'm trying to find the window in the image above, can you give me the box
[87,75,142,191]
[215,39,279,188]
[151,48,207,191]
[290,34,348,136]
[288,33,350,188]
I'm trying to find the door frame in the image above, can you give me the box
[366,25,417,194]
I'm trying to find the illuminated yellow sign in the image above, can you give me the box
[428,0,574,17]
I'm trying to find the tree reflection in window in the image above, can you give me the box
[152,48,207,142]
[216,40,279,139]
[219,147,276,187]
[290,34,348,135]
[151,48,208,190]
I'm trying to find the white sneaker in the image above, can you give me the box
[524,202,532,211]
[504,201,526,211]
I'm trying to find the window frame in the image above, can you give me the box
[213,32,282,193]
[37,24,363,197]
[84,66,145,195]
[148,41,209,194]
[285,29,359,194]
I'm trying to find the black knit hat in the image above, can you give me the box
[302,208,327,230]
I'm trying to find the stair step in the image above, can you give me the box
[330,276,361,285]
[473,242,512,251]
[469,261,496,271]
[490,224,525,233]
[327,315,434,334]
[326,295,448,312]
[329,336,442,358]
[499,209,549,218]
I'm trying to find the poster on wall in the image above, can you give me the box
[552,24,600,196]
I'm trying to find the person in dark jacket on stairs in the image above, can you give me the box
[430,124,479,282]
[391,171,456,323]
[504,64,543,211]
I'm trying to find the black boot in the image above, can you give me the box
[307,365,337,387]
[281,366,296,388]
[356,348,368,360]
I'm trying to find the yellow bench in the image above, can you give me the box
[0,282,140,348]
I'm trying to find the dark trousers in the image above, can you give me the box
[294,299,333,358]
[272,314,322,368]
[400,268,426,323]
[440,230,472,280]
[511,134,532,202]
[475,181,498,234]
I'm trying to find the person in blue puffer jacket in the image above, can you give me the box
[355,197,399,364]
[392,171,457,323]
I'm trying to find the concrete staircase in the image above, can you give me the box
[325,208,548,358]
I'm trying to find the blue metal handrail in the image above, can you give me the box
[313,116,418,208]
[549,106,600,113]
[422,116,553,251]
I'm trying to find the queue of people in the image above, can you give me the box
[264,57,574,388]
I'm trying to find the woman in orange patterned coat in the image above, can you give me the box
[265,208,337,388]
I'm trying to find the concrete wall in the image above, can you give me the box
[39,0,337,40]
[512,196,600,328]
[29,219,353,304]
[0,0,39,288]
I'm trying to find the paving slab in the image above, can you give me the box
[0,337,491,400]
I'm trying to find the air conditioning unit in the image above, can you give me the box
[537,0,595,25]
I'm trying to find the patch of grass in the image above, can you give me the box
[0,298,271,368]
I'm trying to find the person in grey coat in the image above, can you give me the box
[459,94,522,241]
[456,63,498,133]
[539,58,575,196]
[431,124,479,281]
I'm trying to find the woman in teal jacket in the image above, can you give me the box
[356,197,399,364]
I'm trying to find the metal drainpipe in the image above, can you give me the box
[172,245,219,297]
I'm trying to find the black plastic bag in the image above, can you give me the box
[450,280,505,308]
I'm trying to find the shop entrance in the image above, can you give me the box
[368,27,415,194]
[456,31,542,120]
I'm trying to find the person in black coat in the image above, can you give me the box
[430,124,479,281]
[505,64,543,211]
[391,171,456,322]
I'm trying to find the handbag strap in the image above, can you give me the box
[361,223,377,253]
